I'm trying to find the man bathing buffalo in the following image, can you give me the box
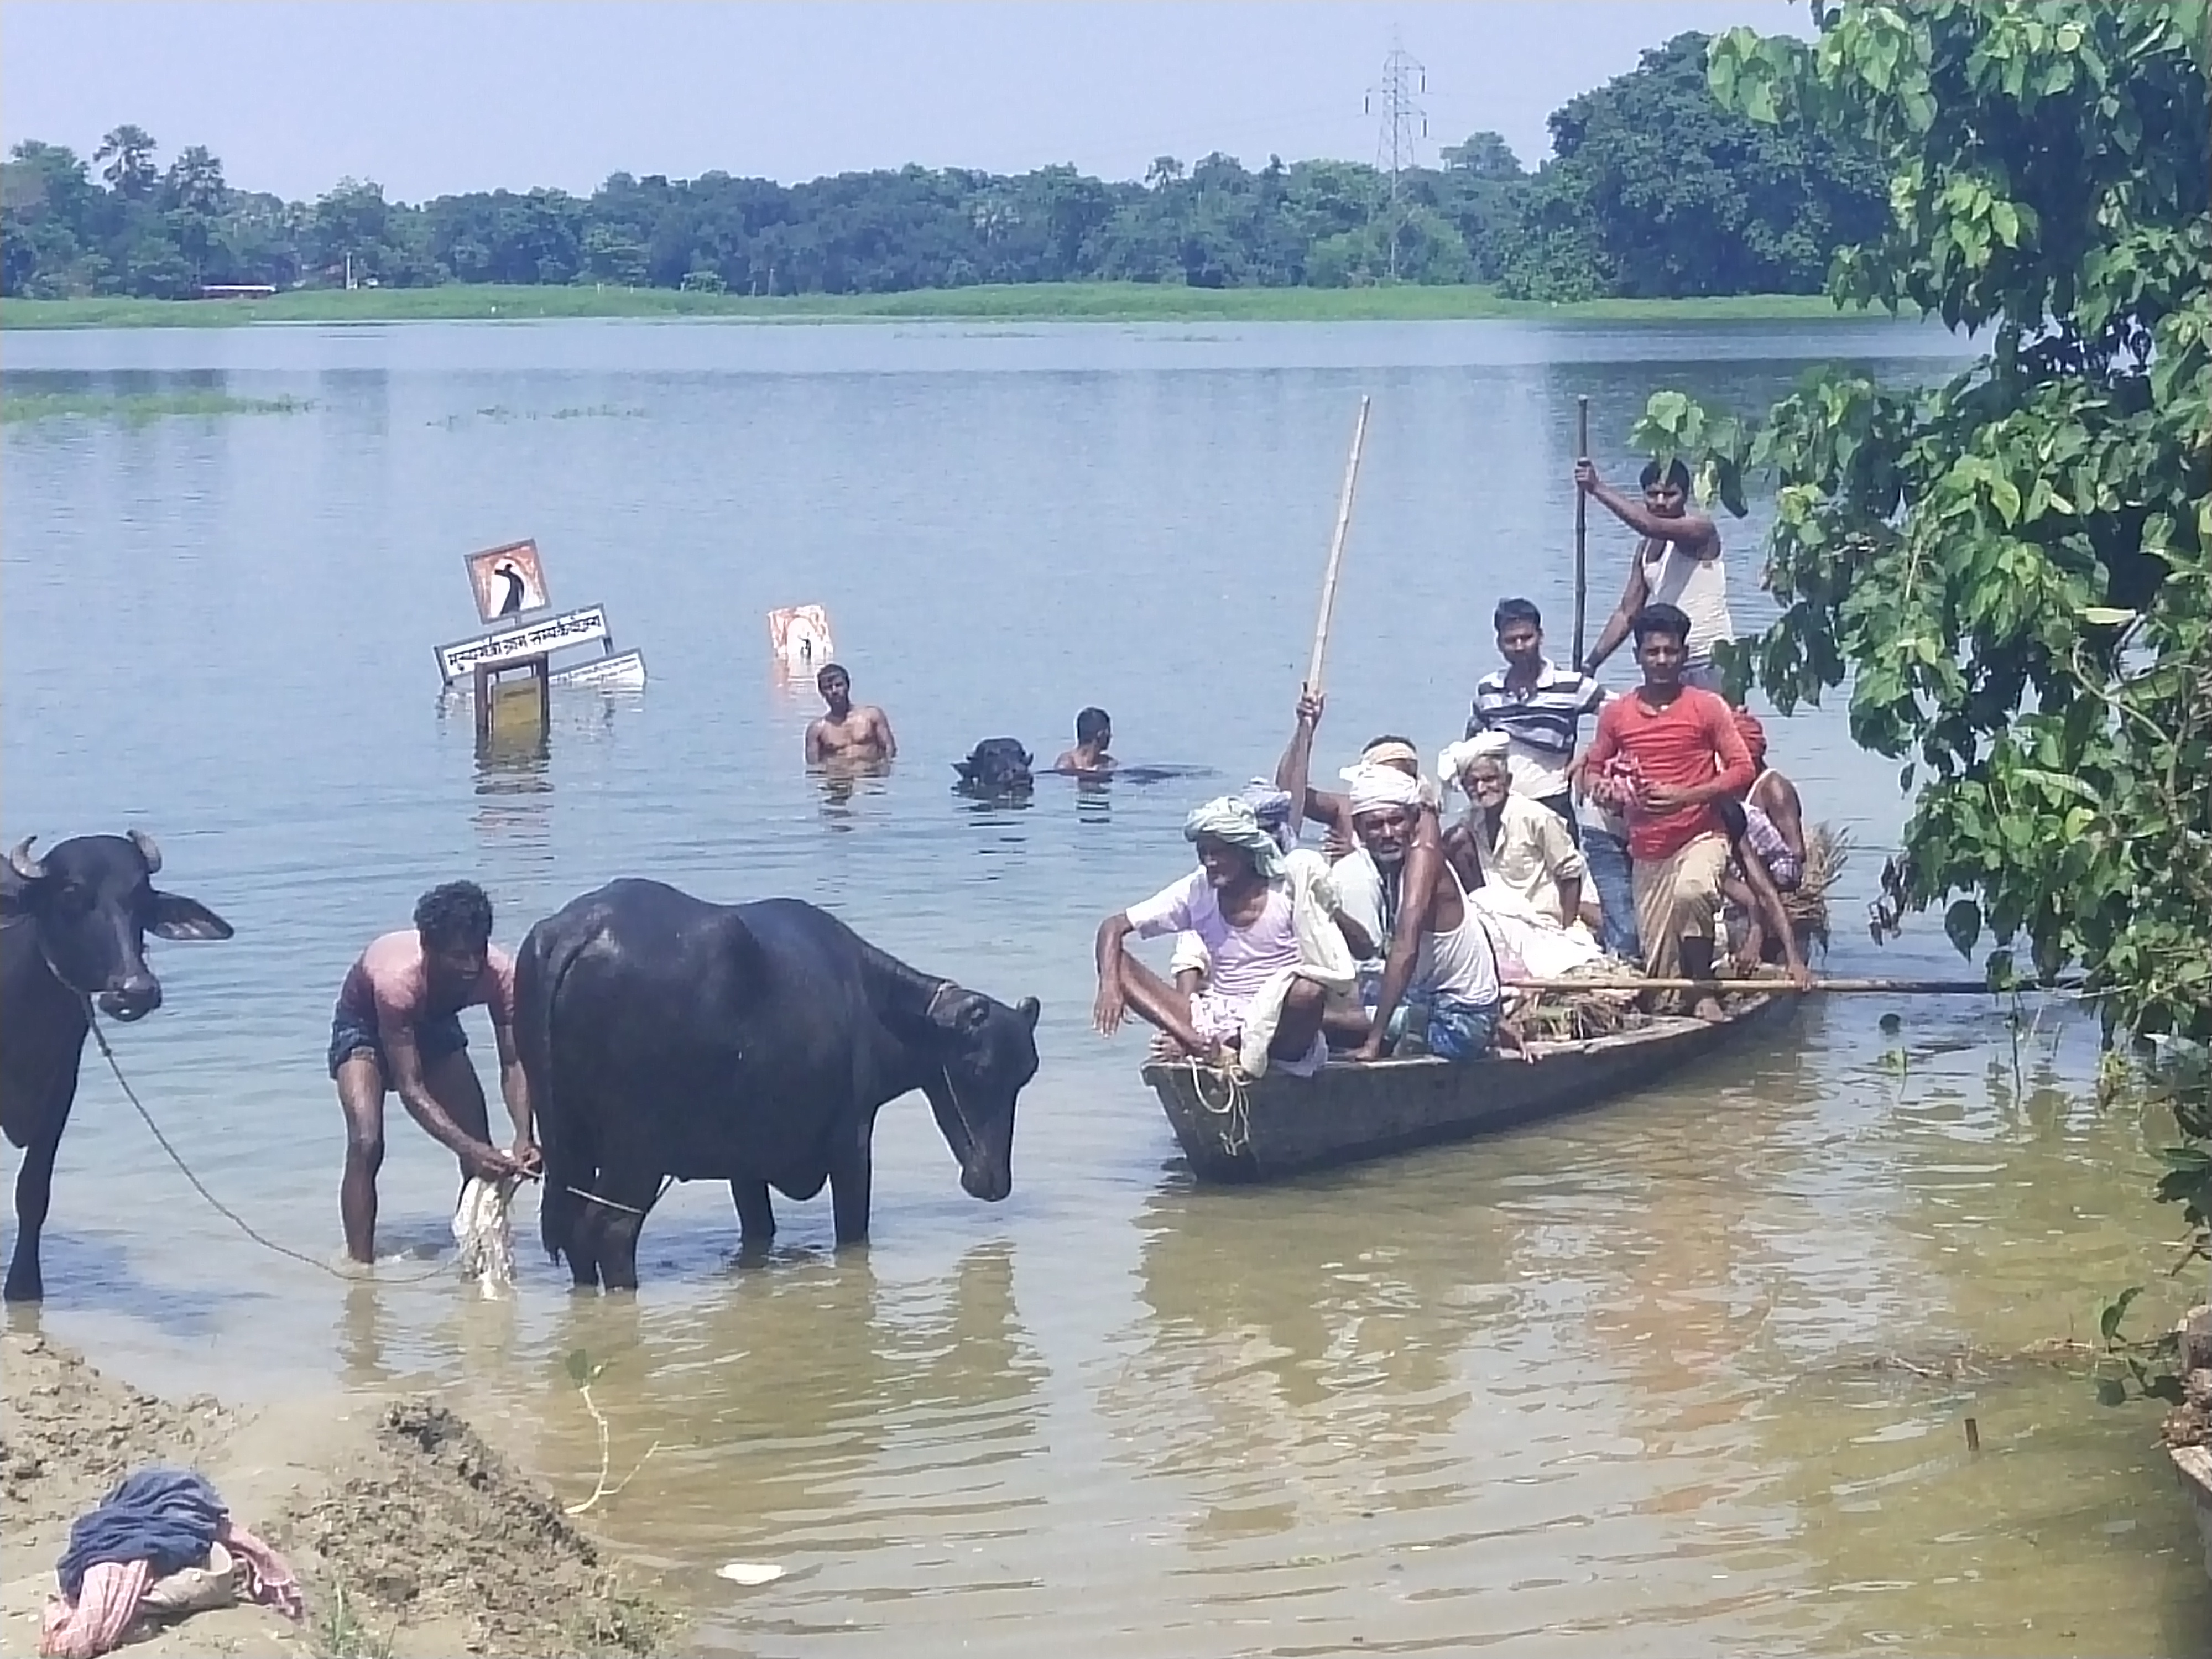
[329,880,539,1265]
[6,462,1828,1302]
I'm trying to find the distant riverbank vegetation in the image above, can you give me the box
[0,389,311,424]
[0,284,1863,330]
[1,32,1886,321]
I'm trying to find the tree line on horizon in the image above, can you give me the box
[1,33,1885,305]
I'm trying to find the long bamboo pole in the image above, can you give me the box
[1509,976,2088,995]
[1304,394,1373,695]
[1571,394,1590,668]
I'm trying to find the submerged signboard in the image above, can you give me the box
[435,604,611,683]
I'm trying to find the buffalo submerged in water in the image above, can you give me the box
[515,879,1041,1290]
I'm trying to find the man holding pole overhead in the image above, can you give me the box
[1575,458,1735,694]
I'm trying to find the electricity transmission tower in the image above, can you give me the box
[1364,36,1428,279]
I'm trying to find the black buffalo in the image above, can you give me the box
[516,879,1041,1291]
[0,832,232,1302]
[953,738,1034,797]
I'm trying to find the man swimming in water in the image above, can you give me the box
[328,880,537,1264]
[804,663,898,762]
[1053,707,1116,775]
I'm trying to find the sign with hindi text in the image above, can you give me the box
[436,604,610,684]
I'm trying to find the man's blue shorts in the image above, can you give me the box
[326,1003,469,1081]
[1379,995,1500,1062]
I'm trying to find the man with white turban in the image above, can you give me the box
[1439,732,1592,931]
[1273,691,1439,862]
[1335,763,1514,1064]
[1094,796,1367,1078]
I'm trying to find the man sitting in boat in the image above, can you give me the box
[1093,796,1364,1078]
[1275,691,1439,860]
[1335,764,1515,1063]
[1719,709,1808,967]
[1167,782,1318,988]
[1580,603,1811,1019]
[1437,733,1592,932]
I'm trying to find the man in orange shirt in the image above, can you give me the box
[1581,603,1808,1019]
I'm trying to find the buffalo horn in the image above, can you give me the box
[8,836,45,881]
[127,827,163,874]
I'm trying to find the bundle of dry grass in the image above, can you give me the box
[1507,959,1649,1043]
[1785,820,1851,953]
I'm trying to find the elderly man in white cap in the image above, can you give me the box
[1337,763,1512,1065]
[1094,796,1366,1078]
[1438,732,1591,931]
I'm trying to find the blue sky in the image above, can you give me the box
[3,2,1813,201]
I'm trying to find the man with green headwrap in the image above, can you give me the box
[1093,796,1365,1077]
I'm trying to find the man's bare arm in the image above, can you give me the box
[1355,842,1442,1061]
[1275,693,1322,833]
[1582,551,1651,672]
[1579,468,1720,555]
[491,1019,539,1170]
[382,1020,514,1178]
[1733,834,1811,988]
[804,721,827,763]
[1765,774,1807,862]
[1093,914,1133,1035]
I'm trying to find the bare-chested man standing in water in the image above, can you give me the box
[804,663,898,763]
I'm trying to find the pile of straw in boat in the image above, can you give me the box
[1505,958,1648,1043]
[1784,820,1851,954]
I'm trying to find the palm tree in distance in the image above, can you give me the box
[94,126,158,197]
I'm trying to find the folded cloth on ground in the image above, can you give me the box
[44,1471,303,1658]
[55,1469,224,1600]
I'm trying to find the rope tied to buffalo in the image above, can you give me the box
[85,1009,492,1291]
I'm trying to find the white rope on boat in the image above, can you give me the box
[1185,1058,1253,1159]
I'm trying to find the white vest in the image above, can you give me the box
[1644,542,1734,665]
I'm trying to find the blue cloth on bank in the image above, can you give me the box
[56,1467,227,1599]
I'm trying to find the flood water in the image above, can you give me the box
[5,316,2207,1656]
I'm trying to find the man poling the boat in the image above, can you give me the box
[1336,763,1519,1066]
[1093,796,1366,1079]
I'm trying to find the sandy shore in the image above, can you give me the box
[0,1329,676,1658]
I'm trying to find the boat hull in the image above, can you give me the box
[1142,993,1799,1182]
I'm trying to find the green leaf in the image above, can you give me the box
[1988,476,2023,525]
[2101,1285,2143,1343]
[565,1348,593,1386]
[1945,899,1983,956]
[2080,606,2136,625]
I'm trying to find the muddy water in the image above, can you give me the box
[4,318,2205,1656]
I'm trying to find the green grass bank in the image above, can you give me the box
[0,390,313,424]
[0,283,1870,331]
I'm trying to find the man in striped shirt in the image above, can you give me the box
[1464,598,1606,832]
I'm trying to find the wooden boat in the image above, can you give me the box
[1142,991,1800,1183]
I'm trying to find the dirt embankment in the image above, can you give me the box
[0,1330,675,1658]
